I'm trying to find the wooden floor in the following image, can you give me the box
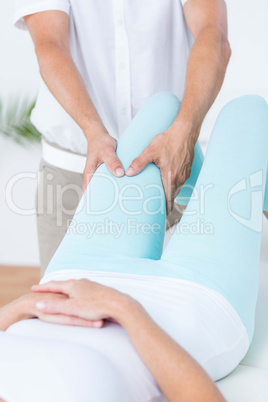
[0,265,40,307]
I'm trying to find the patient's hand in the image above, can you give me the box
[0,291,103,331]
[27,291,104,328]
[31,279,132,328]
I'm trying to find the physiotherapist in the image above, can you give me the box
[14,0,231,276]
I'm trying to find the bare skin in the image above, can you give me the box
[0,279,225,402]
[24,0,231,212]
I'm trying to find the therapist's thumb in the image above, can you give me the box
[125,147,153,176]
[103,150,125,178]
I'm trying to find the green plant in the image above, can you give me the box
[0,97,41,144]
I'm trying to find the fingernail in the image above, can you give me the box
[36,301,46,310]
[93,321,102,328]
[115,168,124,176]
[126,167,134,176]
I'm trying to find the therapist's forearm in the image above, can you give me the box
[35,43,107,138]
[174,26,231,140]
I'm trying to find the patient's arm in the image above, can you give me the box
[32,279,225,402]
[0,297,31,331]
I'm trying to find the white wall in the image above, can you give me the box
[0,136,41,265]
[0,0,40,96]
[199,0,268,145]
[0,0,267,266]
[0,0,40,265]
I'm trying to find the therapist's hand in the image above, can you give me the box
[125,121,197,215]
[82,128,125,194]
[31,279,132,327]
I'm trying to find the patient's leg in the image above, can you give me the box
[45,93,177,275]
[45,92,203,275]
[162,95,268,342]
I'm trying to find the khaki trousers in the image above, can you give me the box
[36,159,182,277]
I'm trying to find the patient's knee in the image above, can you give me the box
[148,91,181,113]
[149,91,180,103]
[222,94,268,120]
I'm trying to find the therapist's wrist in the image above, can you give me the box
[83,119,109,142]
[169,115,200,145]
[172,98,203,141]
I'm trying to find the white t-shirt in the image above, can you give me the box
[14,0,193,156]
